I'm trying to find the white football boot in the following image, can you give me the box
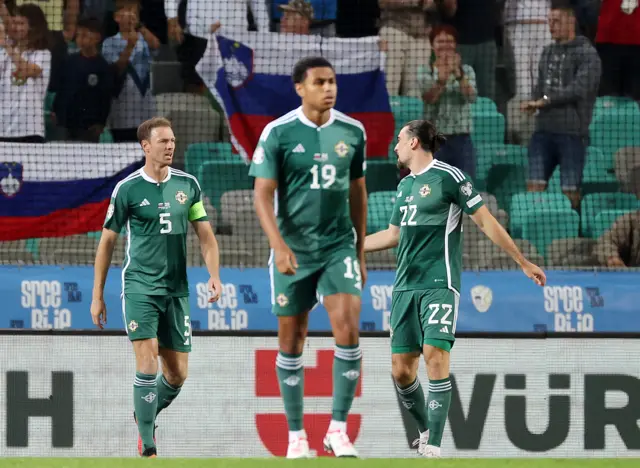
[286,436,313,459]
[412,430,429,456]
[323,430,359,458]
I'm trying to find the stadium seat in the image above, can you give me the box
[367,191,397,234]
[521,209,579,257]
[367,249,397,270]
[0,240,34,265]
[473,238,541,270]
[545,238,596,268]
[580,192,639,237]
[485,162,528,213]
[547,147,619,194]
[614,146,640,190]
[185,142,235,177]
[38,235,99,265]
[594,96,639,118]
[472,96,498,114]
[591,209,637,239]
[366,160,399,193]
[199,161,253,213]
[475,143,527,189]
[510,192,572,238]
[389,96,423,132]
[589,107,640,164]
[99,128,114,143]
[216,235,257,268]
[471,105,505,145]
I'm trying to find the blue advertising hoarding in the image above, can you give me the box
[1,266,638,332]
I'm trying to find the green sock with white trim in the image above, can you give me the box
[427,377,452,447]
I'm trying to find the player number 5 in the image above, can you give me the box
[183,315,191,345]
[310,164,336,189]
[159,212,172,234]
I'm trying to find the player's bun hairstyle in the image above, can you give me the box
[292,56,334,84]
[137,117,172,144]
[404,120,447,154]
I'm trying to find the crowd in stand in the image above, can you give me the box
[0,0,638,268]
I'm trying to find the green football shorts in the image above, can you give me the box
[390,288,460,354]
[270,248,362,316]
[122,294,192,352]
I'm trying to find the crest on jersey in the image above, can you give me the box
[276,293,289,307]
[419,184,431,197]
[128,320,138,332]
[335,141,349,157]
[253,146,265,164]
[175,190,188,204]
[105,203,115,221]
[460,181,473,197]
[217,37,254,89]
[0,162,23,198]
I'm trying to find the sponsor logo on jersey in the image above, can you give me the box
[460,181,473,197]
[253,146,265,164]
[139,199,150,207]
[175,191,188,204]
[334,141,349,157]
[292,143,305,153]
[419,184,431,197]
[404,196,414,203]
[158,202,170,210]
[313,153,328,161]
[128,320,138,332]
[105,204,114,221]
[276,293,289,307]
[471,285,493,313]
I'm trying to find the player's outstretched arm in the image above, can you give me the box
[253,177,297,275]
[91,228,119,329]
[364,224,400,253]
[192,220,223,303]
[470,206,546,286]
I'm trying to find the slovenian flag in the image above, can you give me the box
[196,31,394,161]
[0,143,143,241]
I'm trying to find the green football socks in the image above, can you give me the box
[427,377,452,447]
[276,351,304,431]
[332,344,362,423]
[155,374,182,416]
[396,378,428,433]
[133,372,158,450]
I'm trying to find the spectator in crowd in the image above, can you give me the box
[102,0,159,142]
[521,1,600,210]
[0,3,51,143]
[595,210,640,267]
[445,0,499,101]
[379,0,456,97]
[273,0,335,36]
[504,0,552,142]
[51,16,113,143]
[279,0,313,35]
[14,0,76,33]
[595,0,640,100]
[418,24,477,176]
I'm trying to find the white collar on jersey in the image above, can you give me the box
[139,167,172,184]
[296,106,336,129]
[410,158,438,177]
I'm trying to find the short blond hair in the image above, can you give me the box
[137,117,172,144]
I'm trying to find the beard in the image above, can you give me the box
[396,159,407,170]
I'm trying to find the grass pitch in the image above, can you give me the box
[1,459,638,468]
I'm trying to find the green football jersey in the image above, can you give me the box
[390,159,484,294]
[249,107,367,262]
[103,167,208,296]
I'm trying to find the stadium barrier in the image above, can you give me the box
[1,331,639,458]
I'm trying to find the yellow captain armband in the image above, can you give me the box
[188,201,207,221]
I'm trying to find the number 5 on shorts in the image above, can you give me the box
[183,315,191,345]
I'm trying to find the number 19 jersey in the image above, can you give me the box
[390,159,484,294]
[249,107,367,263]
[103,167,208,296]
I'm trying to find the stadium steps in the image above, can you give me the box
[0,240,34,265]
[545,238,597,268]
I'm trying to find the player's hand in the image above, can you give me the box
[521,261,546,286]
[210,21,221,34]
[168,17,184,43]
[90,298,107,329]
[358,254,368,288]
[208,276,223,303]
[275,243,298,275]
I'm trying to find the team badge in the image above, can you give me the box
[105,204,114,221]
[128,320,138,332]
[253,146,265,164]
[460,181,473,197]
[142,391,157,403]
[175,190,188,204]
[0,162,23,198]
[334,141,349,157]
[419,184,431,197]
[276,293,289,307]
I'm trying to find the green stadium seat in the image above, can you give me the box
[199,161,252,213]
[185,142,235,176]
[592,209,636,239]
[367,191,397,234]
[521,209,579,257]
[471,97,498,114]
[485,157,528,213]
[99,128,114,143]
[581,192,639,237]
[589,108,640,163]
[389,96,423,131]
[475,143,527,189]
[366,160,399,193]
[471,109,505,145]
[546,147,619,194]
[509,192,571,238]
[594,96,639,118]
